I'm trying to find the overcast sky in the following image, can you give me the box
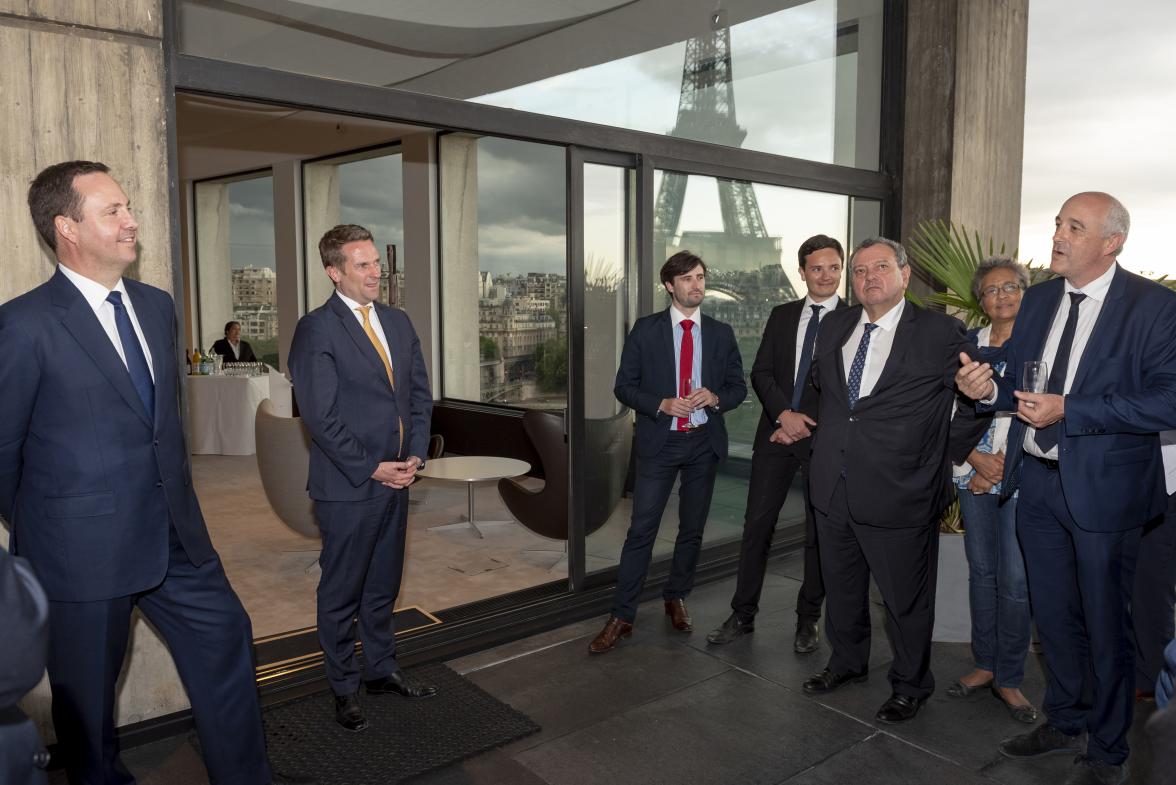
[1019,0,1176,279]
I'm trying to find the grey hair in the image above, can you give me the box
[849,236,908,268]
[1101,194,1130,256]
[971,255,1029,303]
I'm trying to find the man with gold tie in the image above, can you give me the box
[289,224,436,732]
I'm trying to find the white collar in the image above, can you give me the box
[1064,262,1117,303]
[804,293,840,310]
[670,305,701,327]
[335,290,375,313]
[58,263,128,311]
[859,297,906,331]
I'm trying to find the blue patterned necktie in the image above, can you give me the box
[791,304,823,411]
[846,323,877,410]
[106,291,155,419]
[1034,292,1087,452]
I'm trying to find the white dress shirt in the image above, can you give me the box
[58,263,155,381]
[226,340,241,360]
[1022,263,1117,460]
[335,290,391,362]
[841,298,905,399]
[669,305,707,428]
[793,293,840,380]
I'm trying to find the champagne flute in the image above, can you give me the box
[680,377,696,429]
[1021,360,1048,393]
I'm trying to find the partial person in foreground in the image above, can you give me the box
[946,257,1037,724]
[0,160,280,784]
[1131,430,1176,702]
[589,251,746,654]
[956,192,1176,785]
[801,237,986,725]
[707,235,845,652]
[289,224,436,733]
[0,545,49,785]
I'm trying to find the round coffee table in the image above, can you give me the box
[417,456,531,538]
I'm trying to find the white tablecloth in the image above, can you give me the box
[187,374,271,455]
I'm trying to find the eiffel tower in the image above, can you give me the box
[655,14,793,301]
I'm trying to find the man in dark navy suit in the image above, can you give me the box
[958,193,1176,785]
[289,224,435,732]
[589,251,746,654]
[800,238,985,725]
[707,235,845,653]
[0,161,274,784]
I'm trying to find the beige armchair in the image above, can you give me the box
[254,398,318,540]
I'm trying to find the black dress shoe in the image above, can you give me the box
[999,723,1084,758]
[802,667,868,694]
[875,692,927,724]
[706,613,754,645]
[334,693,367,732]
[365,670,438,699]
[793,621,820,654]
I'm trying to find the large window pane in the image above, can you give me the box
[304,149,404,310]
[439,135,567,407]
[194,174,279,366]
[178,0,882,168]
[653,170,851,544]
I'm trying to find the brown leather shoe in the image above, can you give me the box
[664,599,693,632]
[589,617,633,654]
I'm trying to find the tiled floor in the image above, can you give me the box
[90,551,1164,785]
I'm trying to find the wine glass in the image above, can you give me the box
[1021,360,1048,393]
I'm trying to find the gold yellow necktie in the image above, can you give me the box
[357,306,395,390]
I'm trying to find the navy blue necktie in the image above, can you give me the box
[1034,292,1086,452]
[790,304,823,411]
[846,323,877,410]
[106,291,155,419]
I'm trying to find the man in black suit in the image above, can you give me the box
[590,251,746,653]
[801,237,984,724]
[289,224,436,732]
[212,320,258,364]
[0,546,49,785]
[707,235,845,652]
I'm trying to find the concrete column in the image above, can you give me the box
[302,160,342,307]
[901,0,1029,253]
[194,181,233,349]
[438,134,481,401]
[401,132,439,389]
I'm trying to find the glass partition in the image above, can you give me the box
[193,172,279,366]
[178,0,883,168]
[438,134,568,408]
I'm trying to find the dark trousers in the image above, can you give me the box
[315,491,408,695]
[1133,491,1176,691]
[730,450,822,623]
[815,478,939,699]
[611,430,719,622]
[1018,457,1143,766]
[46,528,269,785]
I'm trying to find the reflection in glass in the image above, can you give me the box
[178,0,882,168]
[194,174,279,367]
[439,135,567,408]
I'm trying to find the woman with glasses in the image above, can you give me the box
[947,256,1038,723]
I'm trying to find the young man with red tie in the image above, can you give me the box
[590,251,746,654]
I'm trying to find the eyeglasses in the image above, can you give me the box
[980,282,1024,298]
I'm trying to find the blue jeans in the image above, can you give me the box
[958,489,1031,687]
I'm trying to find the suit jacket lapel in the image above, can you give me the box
[51,271,154,428]
[375,302,404,391]
[659,309,676,394]
[328,294,392,391]
[829,306,860,404]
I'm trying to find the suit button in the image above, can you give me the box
[33,749,50,768]
[156,481,163,488]
[153,440,160,446]
[848,416,856,423]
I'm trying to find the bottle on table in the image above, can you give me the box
[191,348,202,375]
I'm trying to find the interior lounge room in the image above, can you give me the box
[1,0,1084,783]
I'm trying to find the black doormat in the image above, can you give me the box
[261,663,540,784]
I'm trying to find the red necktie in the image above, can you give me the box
[678,319,694,431]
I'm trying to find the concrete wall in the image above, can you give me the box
[901,0,1029,254]
[0,0,193,742]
